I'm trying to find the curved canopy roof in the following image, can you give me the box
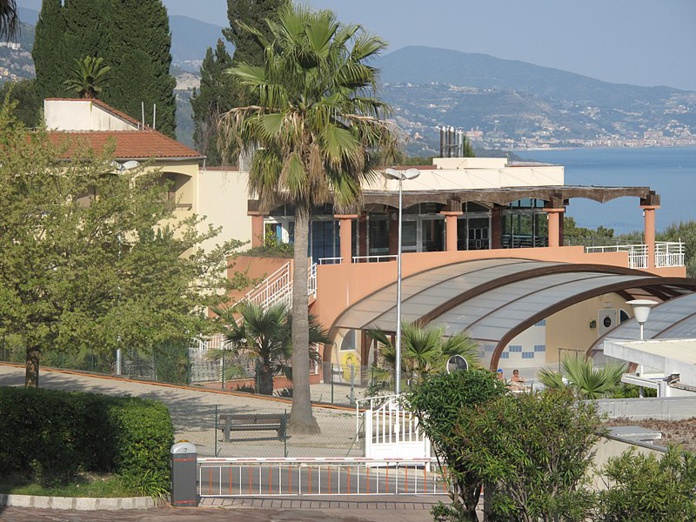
[330,258,696,369]
[590,292,696,355]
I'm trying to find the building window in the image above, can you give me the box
[534,344,546,352]
[509,345,522,353]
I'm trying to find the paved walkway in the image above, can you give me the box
[0,364,447,521]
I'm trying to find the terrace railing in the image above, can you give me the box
[585,241,684,269]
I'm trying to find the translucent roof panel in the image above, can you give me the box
[329,257,693,357]
[594,292,696,352]
[442,274,649,342]
[333,258,558,330]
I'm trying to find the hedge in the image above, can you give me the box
[0,387,174,490]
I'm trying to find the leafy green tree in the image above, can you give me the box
[463,390,602,522]
[563,216,615,246]
[597,446,696,521]
[367,321,479,386]
[657,220,696,278]
[215,302,328,395]
[190,40,236,165]
[408,370,507,521]
[63,56,112,99]
[538,354,627,399]
[219,4,396,433]
[0,0,17,40]
[0,80,41,128]
[0,100,241,388]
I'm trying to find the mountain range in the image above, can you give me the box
[3,9,695,153]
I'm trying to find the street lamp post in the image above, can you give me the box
[627,299,657,397]
[627,299,657,342]
[384,168,420,395]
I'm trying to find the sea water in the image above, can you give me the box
[517,147,696,235]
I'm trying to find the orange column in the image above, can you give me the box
[440,211,463,251]
[249,212,264,248]
[545,208,564,248]
[335,214,357,264]
[641,205,659,269]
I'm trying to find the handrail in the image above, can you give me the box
[352,255,398,263]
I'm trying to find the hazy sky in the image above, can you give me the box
[19,0,696,91]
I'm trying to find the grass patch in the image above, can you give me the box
[0,471,140,498]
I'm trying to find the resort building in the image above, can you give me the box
[41,97,696,393]
[198,153,693,390]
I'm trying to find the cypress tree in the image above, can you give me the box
[32,0,66,103]
[190,39,236,165]
[224,0,289,68]
[62,0,110,65]
[190,0,288,162]
[104,0,176,137]
[32,0,177,138]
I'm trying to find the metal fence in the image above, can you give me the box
[198,457,447,497]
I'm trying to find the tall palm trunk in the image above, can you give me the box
[288,210,320,434]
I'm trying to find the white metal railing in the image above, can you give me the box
[308,261,317,298]
[244,262,293,310]
[317,257,342,265]
[585,241,685,269]
[352,255,398,263]
[585,243,648,269]
[198,457,445,497]
[241,260,318,312]
[655,241,685,268]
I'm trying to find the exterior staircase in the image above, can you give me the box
[239,260,318,315]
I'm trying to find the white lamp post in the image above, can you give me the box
[384,168,420,395]
[627,299,657,394]
[626,299,657,341]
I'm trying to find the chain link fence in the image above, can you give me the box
[0,336,396,409]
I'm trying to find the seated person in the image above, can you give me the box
[509,369,526,391]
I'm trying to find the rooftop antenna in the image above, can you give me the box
[152,104,156,130]
[141,102,145,130]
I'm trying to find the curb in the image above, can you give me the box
[0,493,158,510]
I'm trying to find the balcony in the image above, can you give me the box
[585,241,684,269]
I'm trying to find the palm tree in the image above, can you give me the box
[216,302,329,396]
[367,322,479,387]
[219,4,396,433]
[63,56,112,100]
[0,0,18,40]
[538,354,627,399]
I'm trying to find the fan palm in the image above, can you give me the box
[63,56,112,100]
[367,321,479,387]
[216,302,328,396]
[219,4,396,433]
[538,354,627,399]
[0,0,17,40]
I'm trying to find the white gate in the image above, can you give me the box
[360,395,431,460]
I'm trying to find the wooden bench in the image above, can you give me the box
[219,413,288,443]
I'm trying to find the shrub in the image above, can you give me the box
[0,387,173,492]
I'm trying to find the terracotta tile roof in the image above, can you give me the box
[49,130,204,161]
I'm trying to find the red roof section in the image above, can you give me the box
[49,130,204,161]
